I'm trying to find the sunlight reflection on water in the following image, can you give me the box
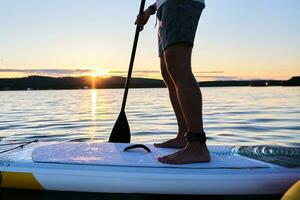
[0,87,299,147]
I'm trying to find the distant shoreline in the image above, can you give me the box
[0,76,299,91]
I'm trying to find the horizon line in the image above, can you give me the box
[0,74,298,82]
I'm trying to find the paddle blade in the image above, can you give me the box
[109,111,131,143]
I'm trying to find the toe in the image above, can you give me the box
[154,141,169,148]
[154,143,161,147]
[160,155,175,164]
[163,158,172,164]
[157,156,164,162]
[167,157,177,164]
[158,156,169,164]
[158,157,165,163]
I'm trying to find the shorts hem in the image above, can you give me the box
[159,41,194,57]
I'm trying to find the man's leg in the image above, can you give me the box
[158,43,210,164]
[154,57,187,148]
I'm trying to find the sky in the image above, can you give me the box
[0,0,299,80]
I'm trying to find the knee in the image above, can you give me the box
[164,44,193,85]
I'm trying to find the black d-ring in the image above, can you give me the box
[123,144,151,153]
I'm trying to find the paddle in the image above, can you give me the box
[109,0,146,143]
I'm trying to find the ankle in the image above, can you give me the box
[178,129,187,136]
[186,142,208,150]
[175,135,186,141]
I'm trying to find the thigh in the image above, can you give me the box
[164,43,193,73]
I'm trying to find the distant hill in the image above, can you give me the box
[97,76,164,88]
[282,76,300,86]
[0,75,299,90]
[0,76,164,90]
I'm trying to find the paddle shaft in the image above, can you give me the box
[109,0,146,143]
[120,0,146,112]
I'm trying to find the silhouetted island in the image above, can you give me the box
[0,76,299,90]
[282,76,300,86]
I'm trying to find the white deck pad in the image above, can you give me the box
[32,142,270,169]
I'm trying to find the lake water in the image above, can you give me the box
[1,87,299,200]
[1,87,300,147]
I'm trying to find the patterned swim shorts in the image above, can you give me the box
[157,0,205,57]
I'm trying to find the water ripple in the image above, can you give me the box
[0,87,299,147]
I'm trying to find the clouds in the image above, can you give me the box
[0,68,239,80]
[0,68,91,77]
[108,70,236,80]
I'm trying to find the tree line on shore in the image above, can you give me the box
[0,76,299,90]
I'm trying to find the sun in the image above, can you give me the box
[90,68,110,78]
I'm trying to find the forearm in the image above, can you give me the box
[150,2,157,11]
[146,3,157,15]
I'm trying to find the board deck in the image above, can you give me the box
[32,142,270,169]
[0,141,299,195]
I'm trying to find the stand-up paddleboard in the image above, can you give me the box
[0,141,299,195]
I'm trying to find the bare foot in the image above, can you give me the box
[154,137,187,149]
[158,142,211,164]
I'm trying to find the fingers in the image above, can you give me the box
[137,15,147,21]
[135,14,149,27]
